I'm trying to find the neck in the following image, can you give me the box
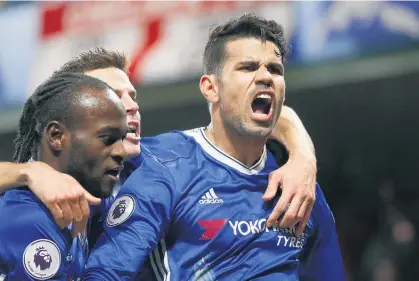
[205,120,266,167]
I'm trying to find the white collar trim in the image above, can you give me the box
[184,127,267,175]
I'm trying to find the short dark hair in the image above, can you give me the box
[53,47,129,76]
[13,73,113,163]
[203,13,290,76]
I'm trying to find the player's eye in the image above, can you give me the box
[100,136,117,146]
[240,65,257,72]
[268,66,283,76]
[100,134,127,146]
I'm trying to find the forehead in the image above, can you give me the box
[224,38,281,63]
[84,67,136,95]
[74,89,126,129]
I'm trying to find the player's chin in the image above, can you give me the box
[242,121,274,138]
[99,177,118,198]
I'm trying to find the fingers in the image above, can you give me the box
[52,191,92,237]
[49,204,68,229]
[267,190,292,227]
[26,166,97,235]
[296,210,310,237]
[278,194,304,229]
[57,200,73,229]
[263,171,282,201]
[47,200,64,224]
[79,192,91,220]
[296,197,315,237]
[69,193,84,223]
[71,193,91,237]
[84,190,101,205]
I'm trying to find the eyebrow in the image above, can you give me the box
[113,88,137,100]
[97,126,128,136]
[267,62,284,73]
[238,60,284,72]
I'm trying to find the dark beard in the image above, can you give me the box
[65,141,105,198]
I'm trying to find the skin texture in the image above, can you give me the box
[43,90,129,198]
[84,68,141,158]
[202,38,285,166]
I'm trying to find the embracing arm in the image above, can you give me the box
[266,106,317,236]
[0,161,99,236]
[270,106,315,158]
[0,162,34,193]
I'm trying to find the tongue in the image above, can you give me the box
[254,107,266,114]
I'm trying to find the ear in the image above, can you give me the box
[199,74,219,104]
[44,121,67,152]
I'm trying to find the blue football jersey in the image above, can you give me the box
[0,188,111,281]
[84,128,345,281]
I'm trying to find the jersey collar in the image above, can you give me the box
[184,127,267,175]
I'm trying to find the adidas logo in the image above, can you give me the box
[199,188,224,204]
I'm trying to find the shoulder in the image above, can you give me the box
[142,128,201,164]
[121,150,176,200]
[1,188,41,206]
[141,130,192,150]
[0,190,69,280]
[121,129,200,183]
[0,189,64,240]
[0,189,51,229]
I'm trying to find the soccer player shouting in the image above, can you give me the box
[84,14,345,281]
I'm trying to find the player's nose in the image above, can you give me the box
[255,65,273,88]
[111,139,127,165]
[121,93,139,116]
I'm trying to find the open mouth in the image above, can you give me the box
[105,166,122,178]
[251,93,273,116]
[126,121,140,140]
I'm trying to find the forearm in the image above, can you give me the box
[271,106,315,160]
[0,162,33,194]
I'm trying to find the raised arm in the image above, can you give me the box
[270,106,315,158]
[0,161,99,236]
[265,106,317,236]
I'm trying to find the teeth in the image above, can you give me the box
[127,132,138,137]
[128,125,137,134]
[256,93,271,100]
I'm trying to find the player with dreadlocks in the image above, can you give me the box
[0,73,128,280]
[0,48,316,239]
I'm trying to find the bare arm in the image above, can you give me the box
[265,106,317,236]
[0,161,100,236]
[0,162,33,193]
[270,105,315,160]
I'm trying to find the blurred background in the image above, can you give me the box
[1,1,419,280]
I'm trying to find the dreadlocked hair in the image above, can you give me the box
[13,73,112,163]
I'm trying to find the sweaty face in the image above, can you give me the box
[85,68,141,158]
[64,89,129,198]
[216,38,285,138]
